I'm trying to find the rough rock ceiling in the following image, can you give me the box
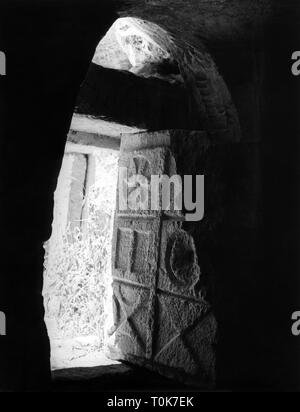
[73,0,281,139]
[78,17,241,137]
[93,18,177,81]
[117,0,274,47]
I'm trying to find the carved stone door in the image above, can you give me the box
[108,131,217,388]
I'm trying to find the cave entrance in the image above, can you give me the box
[41,14,238,386]
[43,139,119,370]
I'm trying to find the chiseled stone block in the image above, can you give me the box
[111,282,151,359]
[109,130,217,388]
[155,293,214,380]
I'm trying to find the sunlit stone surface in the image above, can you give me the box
[43,146,119,370]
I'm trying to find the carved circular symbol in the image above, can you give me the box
[166,231,201,289]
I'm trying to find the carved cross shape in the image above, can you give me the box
[112,284,147,355]
[154,297,209,372]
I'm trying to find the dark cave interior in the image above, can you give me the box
[0,0,299,392]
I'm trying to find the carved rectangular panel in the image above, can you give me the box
[111,282,151,358]
[112,218,160,287]
[132,230,151,274]
[155,293,216,382]
[115,228,133,272]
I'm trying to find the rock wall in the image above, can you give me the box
[0,0,118,391]
[78,17,241,139]
[118,0,273,46]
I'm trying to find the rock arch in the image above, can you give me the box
[76,17,240,139]
[66,17,242,388]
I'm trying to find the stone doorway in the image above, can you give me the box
[42,14,240,388]
[43,139,119,370]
